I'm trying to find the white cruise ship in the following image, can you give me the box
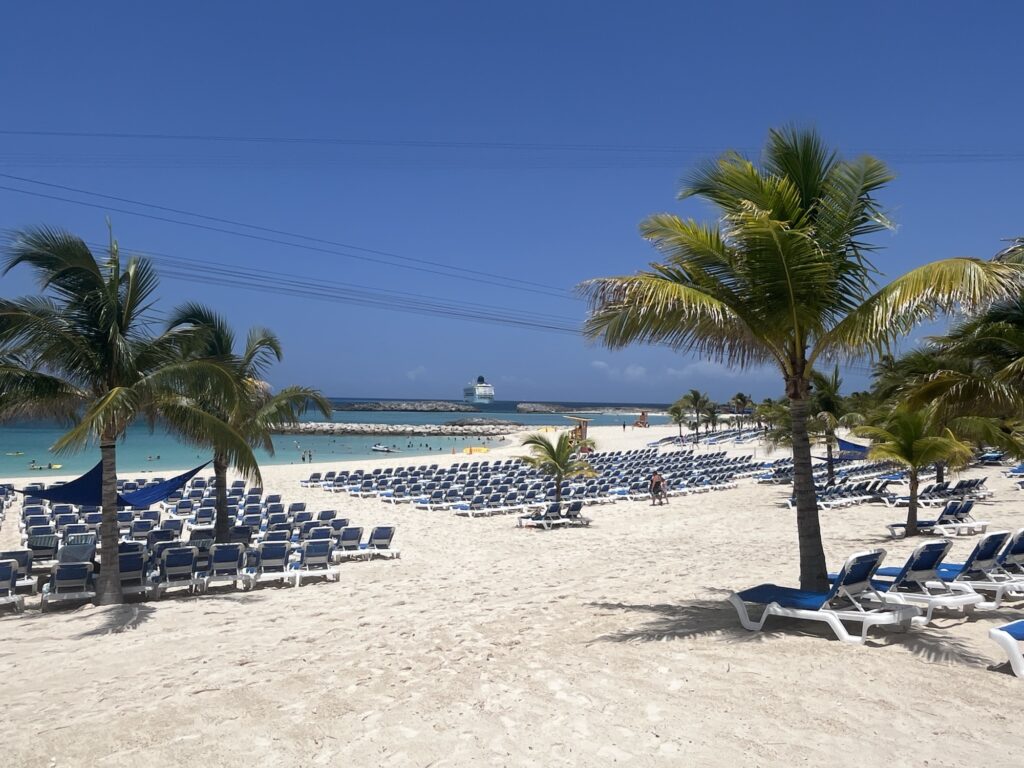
[463,375,495,404]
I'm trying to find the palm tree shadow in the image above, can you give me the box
[588,590,773,644]
[76,604,157,637]
[873,623,996,667]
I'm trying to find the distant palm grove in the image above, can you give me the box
[0,228,330,603]
[582,127,1024,591]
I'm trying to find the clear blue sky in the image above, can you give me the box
[0,2,1020,403]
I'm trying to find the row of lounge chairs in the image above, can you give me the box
[729,532,1024,676]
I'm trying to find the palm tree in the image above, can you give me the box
[0,227,253,604]
[855,407,974,536]
[519,432,596,501]
[678,388,711,434]
[730,392,752,429]
[167,304,333,542]
[704,402,721,433]
[810,366,862,484]
[667,399,688,438]
[579,127,1023,589]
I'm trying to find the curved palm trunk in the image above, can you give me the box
[934,462,945,485]
[825,428,835,485]
[96,438,124,605]
[905,470,919,537]
[789,396,828,591]
[213,453,230,543]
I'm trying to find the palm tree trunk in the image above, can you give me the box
[789,395,828,591]
[555,477,562,503]
[906,470,919,536]
[825,428,835,485]
[95,437,124,605]
[934,462,945,484]
[214,453,230,543]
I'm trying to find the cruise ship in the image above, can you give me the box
[463,375,495,404]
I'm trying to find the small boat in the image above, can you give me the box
[5,451,24,456]
[28,464,62,470]
[371,444,400,454]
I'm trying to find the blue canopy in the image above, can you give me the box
[837,437,869,458]
[18,460,210,507]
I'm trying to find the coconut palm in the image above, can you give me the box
[667,400,688,439]
[166,304,333,542]
[580,127,1024,589]
[730,392,752,429]
[810,366,862,484]
[678,388,711,433]
[519,432,596,501]
[855,408,975,536]
[0,227,253,604]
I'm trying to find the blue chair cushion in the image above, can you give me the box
[736,584,830,610]
[998,620,1024,641]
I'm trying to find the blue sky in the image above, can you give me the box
[0,2,1020,403]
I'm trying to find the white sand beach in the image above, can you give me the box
[2,424,1023,767]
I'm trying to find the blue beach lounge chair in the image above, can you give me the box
[0,559,25,612]
[247,541,293,587]
[989,620,1024,679]
[364,526,400,559]
[909,531,1024,608]
[845,540,982,625]
[202,543,252,591]
[728,550,919,644]
[117,551,150,596]
[291,539,339,586]
[151,546,203,598]
[41,562,96,608]
[332,527,368,562]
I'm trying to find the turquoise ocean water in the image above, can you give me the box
[0,400,667,477]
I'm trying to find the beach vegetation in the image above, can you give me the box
[519,432,596,501]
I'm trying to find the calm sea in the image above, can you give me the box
[0,399,667,476]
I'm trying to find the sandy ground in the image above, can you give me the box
[2,424,1023,767]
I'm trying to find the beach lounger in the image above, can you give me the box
[728,549,919,644]
[202,543,252,591]
[41,562,96,608]
[0,559,25,612]
[0,549,37,594]
[908,531,1024,609]
[151,546,203,598]
[332,527,368,562]
[117,551,151,596]
[291,539,339,586]
[845,540,982,625]
[562,500,592,527]
[247,541,293,587]
[518,503,569,531]
[363,526,400,559]
[988,620,1024,679]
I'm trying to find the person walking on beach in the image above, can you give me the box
[649,471,667,505]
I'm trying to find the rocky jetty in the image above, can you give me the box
[274,422,522,437]
[444,417,524,427]
[333,401,477,413]
[516,402,566,413]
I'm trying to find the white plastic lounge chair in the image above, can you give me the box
[846,540,981,625]
[332,527,368,562]
[914,531,1024,609]
[151,546,203,598]
[363,526,400,559]
[728,549,919,644]
[989,620,1024,679]
[518,504,569,531]
[0,559,25,612]
[202,543,252,591]
[247,541,293,587]
[292,539,340,586]
[117,551,151,596]
[41,562,96,607]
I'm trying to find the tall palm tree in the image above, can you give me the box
[167,304,333,542]
[730,392,752,429]
[678,388,711,433]
[579,127,1023,589]
[810,366,862,484]
[855,408,975,536]
[667,399,688,438]
[519,432,596,501]
[0,227,253,604]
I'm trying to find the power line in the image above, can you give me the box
[0,179,576,301]
[2,129,1023,164]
